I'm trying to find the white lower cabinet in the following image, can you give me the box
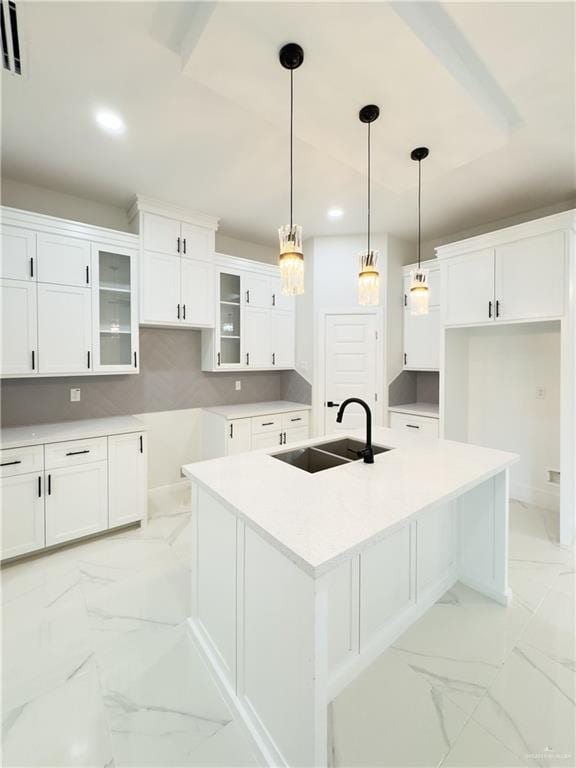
[37,284,92,374]
[389,411,439,437]
[45,461,108,546]
[1,472,45,559]
[226,419,252,455]
[203,406,311,459]
[0,425,148,560]
[108,432,147,527]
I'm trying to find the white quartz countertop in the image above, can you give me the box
[1,416,147,449]
[183,427,517,578]
[388,402,439,419]
[203,401,311,419]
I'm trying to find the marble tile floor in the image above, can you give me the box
[1,492,574,768]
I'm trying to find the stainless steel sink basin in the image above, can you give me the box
[272,439,392,473]
[272,447,349,473]
[313,438,391,461]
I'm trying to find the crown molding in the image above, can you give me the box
[128,195,219,231]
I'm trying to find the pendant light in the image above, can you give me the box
[278,43,304,296]
[358,104,380,306]
[410,146,430,316]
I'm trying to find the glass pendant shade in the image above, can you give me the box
[409,268,429,315]
[358,250,380,306]
[278,224,304,295]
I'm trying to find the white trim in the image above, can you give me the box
[435,209,576,259]
[128,194,219,231]
[215,252,279,277]
[402,258,439,273]
[314,307,384,437]
[0,206,138,249]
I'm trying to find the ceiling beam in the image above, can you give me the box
[390,1,522,133]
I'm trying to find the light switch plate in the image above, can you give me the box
[235,380,242,391]
[70,388,81,402]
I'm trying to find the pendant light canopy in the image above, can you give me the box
[410,146,430,316]
[278,43,304,296]
[358,104,380,306]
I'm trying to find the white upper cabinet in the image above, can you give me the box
[438,214,570,328]
[36,233,92,287]
[402,263,441,371]
[1,226,36,281]
[142,212,181,255]
[180,258,215,327]
[442,249,495,326]
[244,271,271,308]
[0,279,37,376]
[37,284,92,375]
[1,207,140,378]
[270,277,294,312]
[271,310,295,368]
[494,232,565,321]
[202,256,295,372]
[137,208,217,327]
[245,306,271,368]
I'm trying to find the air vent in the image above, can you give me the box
[1,0,22,76]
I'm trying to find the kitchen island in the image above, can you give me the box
[182,427,517,767]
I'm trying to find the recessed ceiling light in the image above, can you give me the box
[327,207,343,220]
[95,109,126,136]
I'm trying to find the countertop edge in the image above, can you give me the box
[0,416,148,450]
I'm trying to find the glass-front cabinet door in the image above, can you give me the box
[217,270,242,367]
[92,243,139,373]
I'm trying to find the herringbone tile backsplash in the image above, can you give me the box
[1,328,312,427]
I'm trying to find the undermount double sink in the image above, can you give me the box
[272,438,391,474]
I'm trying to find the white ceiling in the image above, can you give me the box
[2,1,574,245]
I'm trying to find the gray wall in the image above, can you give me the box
[388,370,439,407]
[1,328,310,427]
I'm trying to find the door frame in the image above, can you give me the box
[314,307,384,437]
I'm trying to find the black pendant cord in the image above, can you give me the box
[417,158,422,269]
[367,121,371,260]
[290,68,294,230]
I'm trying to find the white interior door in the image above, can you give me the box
[324,313,378,434]
[37,284,92,374]
[0,279,37,376]
[1,226,36,281]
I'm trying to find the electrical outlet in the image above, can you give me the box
[70,388,81,402]
[235,380,242,391]
[536,387,546,400]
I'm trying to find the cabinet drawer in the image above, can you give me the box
[281,410,309,429]
[45,437,107,469]
[251,415,282,435]
[389,412,439,437]
[0,445,43,477]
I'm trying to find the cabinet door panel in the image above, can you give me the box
[443,249,494,326]
[271,310,295,368]
[226,418,252,455]
[108,432,146,528]
[270,277,294,312]
[495,232,565,321]
[37,285,92,374]
[0,279,37,376]
[180,223,215,261]
[36,233,91,287]
[141,251,180,324]
[252,431,282,450]
[1,473,45,559]
[181,259,215,327]
[283,426,309,445]
[45,461,108,545]
[1,226,36,281]
[245,307,271,368]
[142,213,181,256]
[404,307,440,370]
[244,272,270,308]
